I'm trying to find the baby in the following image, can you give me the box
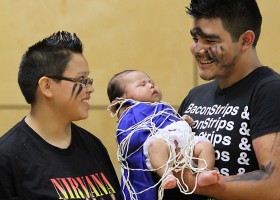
[107,70,219,200]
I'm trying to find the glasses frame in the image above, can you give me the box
[46,75,93,87]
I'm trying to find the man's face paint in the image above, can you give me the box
[191,27,223,62]
[207,45,225,63]
[190,26,231,69]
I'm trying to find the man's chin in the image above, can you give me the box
[200,74,215,81]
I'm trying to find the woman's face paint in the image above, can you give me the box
[55,53,93,121]
[76,83,83,97]
[71,83,84,98]
[71,83,78,97]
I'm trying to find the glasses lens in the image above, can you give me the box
[87,78,93,86]
[79,78,93,86]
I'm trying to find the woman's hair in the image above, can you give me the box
[18,31,83,104]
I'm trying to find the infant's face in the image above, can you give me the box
[122,71,162,102]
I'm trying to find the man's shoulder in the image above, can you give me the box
[189,80,217,94]
[253,66,280,90]
[254,66,280,81]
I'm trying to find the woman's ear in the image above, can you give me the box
[38,76,54,98]
[240,30,255,51]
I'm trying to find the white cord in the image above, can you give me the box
[109,99,208,200]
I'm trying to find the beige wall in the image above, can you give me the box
[1,1,279,170]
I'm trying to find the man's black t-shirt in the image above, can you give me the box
[164,66,280,200]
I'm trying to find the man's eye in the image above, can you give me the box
[192,37,198,42]
[206,40,217,43]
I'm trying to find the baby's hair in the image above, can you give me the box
[107,70,138,114]
[107,70,137,102]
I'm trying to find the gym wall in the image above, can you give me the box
[0,1,279,171]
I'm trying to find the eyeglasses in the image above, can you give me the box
[46,75,93,87]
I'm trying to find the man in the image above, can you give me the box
[167,0,280,199]
[0,31,121,199]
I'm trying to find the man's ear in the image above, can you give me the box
[38,76,54,98]
[240,30,255,51]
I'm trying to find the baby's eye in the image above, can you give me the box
[137,81,146,87]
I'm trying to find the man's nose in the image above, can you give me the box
[193,43,209,55]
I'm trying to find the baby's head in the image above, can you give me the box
[107,70,162,105]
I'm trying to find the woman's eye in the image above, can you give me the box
[77,77,86,85]
[81,79,87,85]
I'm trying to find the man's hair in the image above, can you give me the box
[186,0,262,47]
[18,31,83,104]
[107,70,136,103]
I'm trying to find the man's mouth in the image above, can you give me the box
[199,59,214,64]
[196,54,216,65]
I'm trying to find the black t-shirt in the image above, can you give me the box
[165,66,280,200]
[0,119,122,200]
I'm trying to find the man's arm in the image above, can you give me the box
[195,131,280,199]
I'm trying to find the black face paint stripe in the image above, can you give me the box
[72,83,78,97]
[208,47,218,62]
[75,83,83,98]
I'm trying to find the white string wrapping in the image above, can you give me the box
[108,99,209,200]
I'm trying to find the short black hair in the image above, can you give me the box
[18,31,83,104]
[186,0,262,47]
[107,70,136,103]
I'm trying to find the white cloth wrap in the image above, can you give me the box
[143,120,209,170]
